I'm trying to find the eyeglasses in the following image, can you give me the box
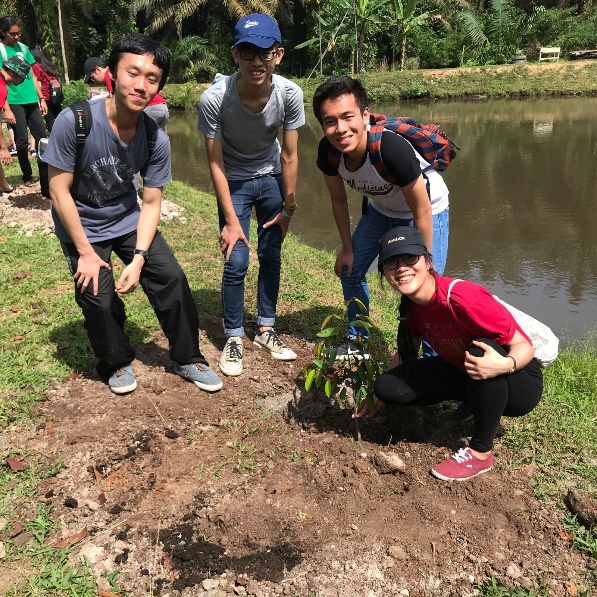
[383,254,421,270]
[6,30,20,37]
[238,49,277,61]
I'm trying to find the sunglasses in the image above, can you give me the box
[237,49,278,61]
[382,254,421,270]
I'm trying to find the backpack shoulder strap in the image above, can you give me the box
[272,74,288,114]
[446,279,464,305]
[0,43,7,62]
[69,100,92,167]
[142,111,159,164]
[215,73,231,121]
[367,113,401,185]
[18,42,27,54]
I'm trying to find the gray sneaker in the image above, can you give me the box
[174,363,223,392]
[108,364,137,394]
[219,337,243,376]
[253,330,297,361]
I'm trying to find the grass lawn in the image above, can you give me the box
[1,159,596,594]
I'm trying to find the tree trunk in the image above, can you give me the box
[353,0,359,74]
[358,31,364,73]
[57,0,69,82]
[400,35,406,70]
[318,8,323,76]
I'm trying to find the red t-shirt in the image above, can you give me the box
[104,68,166,106]
[407,274,531,371]
[32,63,51,100]
[0,76,7,109]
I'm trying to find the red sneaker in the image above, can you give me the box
[431,447,493,481]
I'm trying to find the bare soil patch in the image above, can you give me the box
[2,320,592,596]
[1,180,593,595]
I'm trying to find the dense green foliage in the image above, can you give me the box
[6,0,597,85]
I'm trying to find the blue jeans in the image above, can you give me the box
[343,203,449,340]
[218,175,284,338]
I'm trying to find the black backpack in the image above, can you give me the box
[39,100,159,198]
[48,76,64,105]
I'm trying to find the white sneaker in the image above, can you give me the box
[219,337,243,376]
[334,341,370,361]
[253,330,297,361]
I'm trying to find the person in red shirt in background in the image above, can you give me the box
[83,55,169,130]
[0,54,30,192]
[30,46,62,132]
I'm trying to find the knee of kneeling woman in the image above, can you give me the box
[466,337,506,358]
[374,373,415,405]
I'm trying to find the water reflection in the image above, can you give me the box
[168,96,597,342]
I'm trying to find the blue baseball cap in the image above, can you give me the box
[233,13,281,48]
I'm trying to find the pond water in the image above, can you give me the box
[167,96,597,343]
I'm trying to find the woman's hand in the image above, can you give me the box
[354,393,385,418]
[465,340,512,379]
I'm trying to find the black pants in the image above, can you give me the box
[61,230,208,380]
[11,103,47,183]
[44,102,62,133]
[374,338,543,452]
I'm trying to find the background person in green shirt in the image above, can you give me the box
[0,16,47,186]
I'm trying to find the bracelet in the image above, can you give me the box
[283,201,298,210]
[282,208,293,218]
[506,355,517,374]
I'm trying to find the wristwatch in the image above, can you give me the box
[134,249,149,261]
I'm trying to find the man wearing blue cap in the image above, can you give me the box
[198,13,305,378]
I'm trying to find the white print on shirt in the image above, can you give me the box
[81,155,136,206]
[345,177,393,196]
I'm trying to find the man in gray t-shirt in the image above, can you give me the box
[43,34,222,395]
[197,13,305,378]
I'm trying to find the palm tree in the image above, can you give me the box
[295,6,351,78]
[335,0,386,72]
[380,0,435,70]
[169,35,221,81]
[131,0,279,37]
[455,0,545,65]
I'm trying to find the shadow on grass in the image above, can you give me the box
[49,319,170,379]
[192,288,351,351]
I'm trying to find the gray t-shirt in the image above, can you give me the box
[42,98,172,243]
[197,73,305,180]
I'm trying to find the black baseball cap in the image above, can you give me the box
[83,57,106,83]
[379,226,427,265]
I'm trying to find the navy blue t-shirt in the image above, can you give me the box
[42,98,171,243]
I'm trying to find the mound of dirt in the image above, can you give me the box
[4,317,592,596]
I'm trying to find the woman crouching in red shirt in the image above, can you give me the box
[358,226,543,481]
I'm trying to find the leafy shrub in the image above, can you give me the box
[62,80,90,108]
[555,12,597,55]
[162,82,205,110]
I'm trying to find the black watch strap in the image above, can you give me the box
[134,249,149,261]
